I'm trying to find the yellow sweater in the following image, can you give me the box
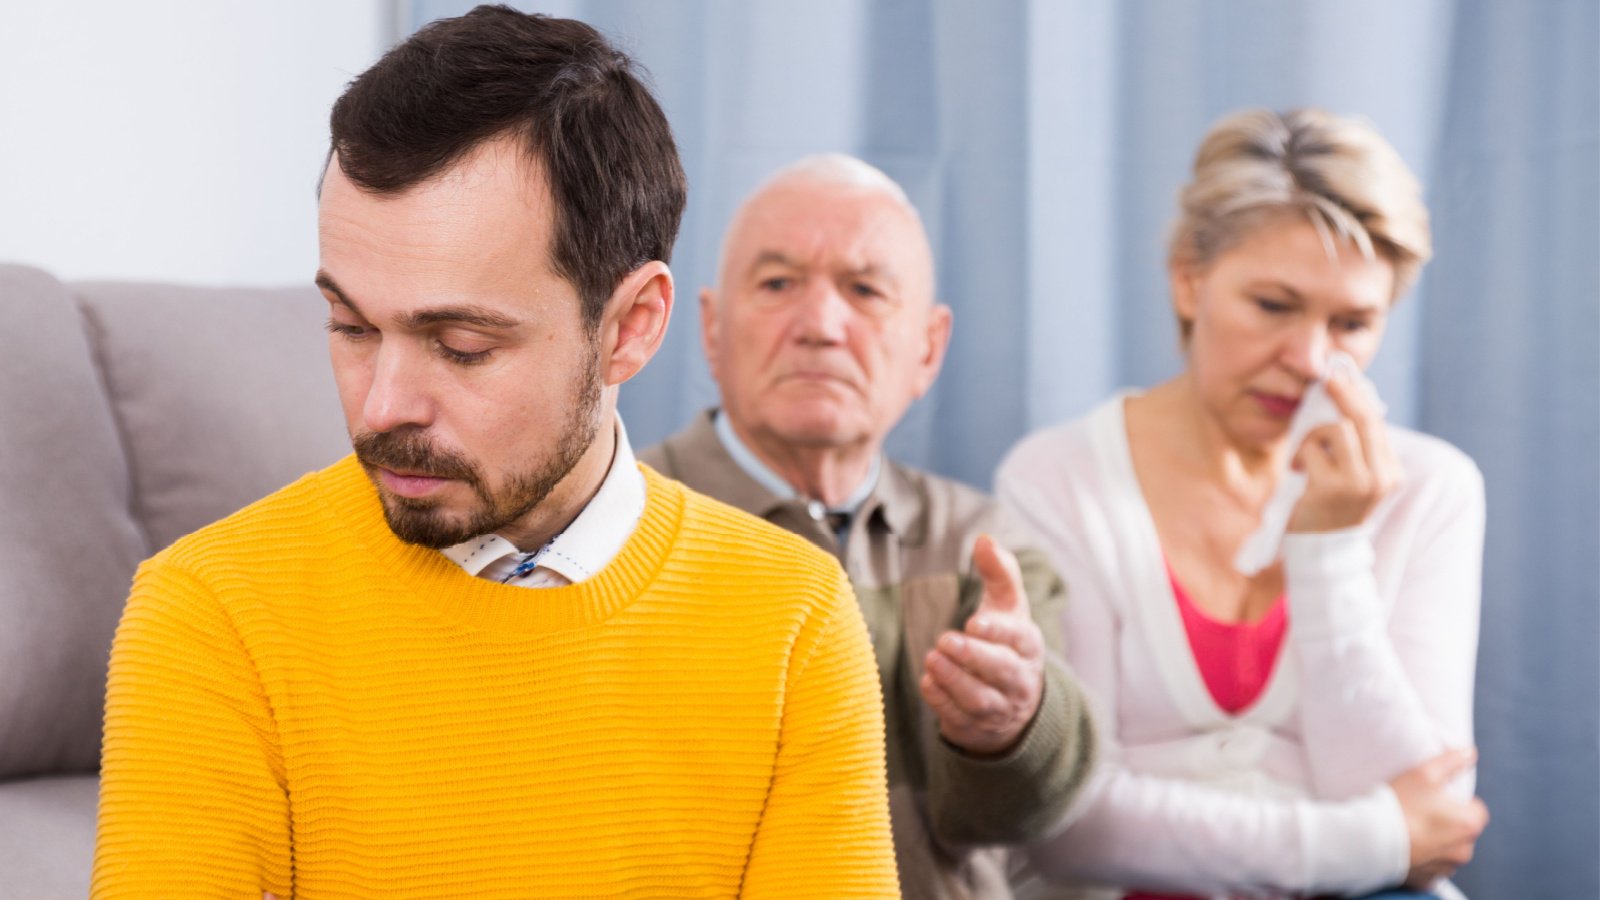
[93,457,898,898]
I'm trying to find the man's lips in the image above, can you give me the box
[1252,391,1302,419]
[778,370,859,390]
[376,467,453,499]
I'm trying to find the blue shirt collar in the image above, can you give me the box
[712,409,880,519]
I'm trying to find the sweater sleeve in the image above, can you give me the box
[923,545,1098,844]
[740,570,900,898]
[1285,448,1485,801]
[93,559,293,898]
[996,444,1409,896]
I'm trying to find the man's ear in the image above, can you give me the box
[911,302,954,398]
[601,260,674,387]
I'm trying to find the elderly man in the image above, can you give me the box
[641,155,1096,898]
[92,10,897,897]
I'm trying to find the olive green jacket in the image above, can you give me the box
[641,411,1096,899]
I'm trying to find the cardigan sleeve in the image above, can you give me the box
[740,570,900,898]
[996,434,1409,896]
[1284,441,1485,801]
[92,559,293,898]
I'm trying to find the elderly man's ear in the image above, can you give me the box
[601,261,674,388]
[913,303,954,398]
[698,286,722,376]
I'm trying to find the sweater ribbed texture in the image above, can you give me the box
[94,457,898,898]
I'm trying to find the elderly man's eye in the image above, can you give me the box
[758,276,793,292]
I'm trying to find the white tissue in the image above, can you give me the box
[1231,352,1382,576]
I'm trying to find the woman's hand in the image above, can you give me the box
[1288,370,1403,533]
[1391,747,1490,888]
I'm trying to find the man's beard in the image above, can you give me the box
[352,354,603,549]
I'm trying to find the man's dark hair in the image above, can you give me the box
[329,5,687,327]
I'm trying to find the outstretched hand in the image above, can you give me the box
[919,535,1047,756]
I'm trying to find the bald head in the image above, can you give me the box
[758,153,916,214]
[715,154,934,300]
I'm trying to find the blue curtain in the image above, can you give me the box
[411,2,1598,894]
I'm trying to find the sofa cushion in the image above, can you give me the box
[74,280,350,552]
[0,775,100,898]
[0,265,150,779]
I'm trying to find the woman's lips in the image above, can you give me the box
[378,467,451,499]
[1253,391,1302,419]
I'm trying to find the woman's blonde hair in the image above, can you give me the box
[1168,108,1431,340]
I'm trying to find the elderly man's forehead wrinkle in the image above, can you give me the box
[721,185,934,302]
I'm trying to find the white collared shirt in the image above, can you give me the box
[441,417,646,588]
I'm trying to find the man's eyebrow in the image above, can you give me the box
[747,251,802,275]
[747,252,895,284]
[844,262,894,284]
[400,307,521,330]
[315,271,363,317]
[315,272,520,330]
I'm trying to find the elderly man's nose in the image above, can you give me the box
[793,283,850,343]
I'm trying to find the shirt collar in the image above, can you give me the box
[441,416,646,584]
[712,409,879,519]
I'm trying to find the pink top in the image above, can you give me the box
[1124,568,1289,900]
[1167,562,1288,714]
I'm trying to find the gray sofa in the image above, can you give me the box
[0,263,349,897]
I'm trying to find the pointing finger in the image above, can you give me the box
[973,534,1025,615]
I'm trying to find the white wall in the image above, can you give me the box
[0,1,389,286]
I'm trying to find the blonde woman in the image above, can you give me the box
[999,109,1488,900]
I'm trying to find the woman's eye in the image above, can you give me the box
[1255,298,1291,315]
[1334,318,1371,334]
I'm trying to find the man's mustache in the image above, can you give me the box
[352,429,479,483]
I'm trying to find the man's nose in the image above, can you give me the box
[793,281,850,345]
[362,345,435,434]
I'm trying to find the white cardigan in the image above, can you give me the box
[996,395,1483,899]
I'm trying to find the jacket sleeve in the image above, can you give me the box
[740,570,900,898]
[93,559,293,898]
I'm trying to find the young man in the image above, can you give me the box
[92,10,896,897]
